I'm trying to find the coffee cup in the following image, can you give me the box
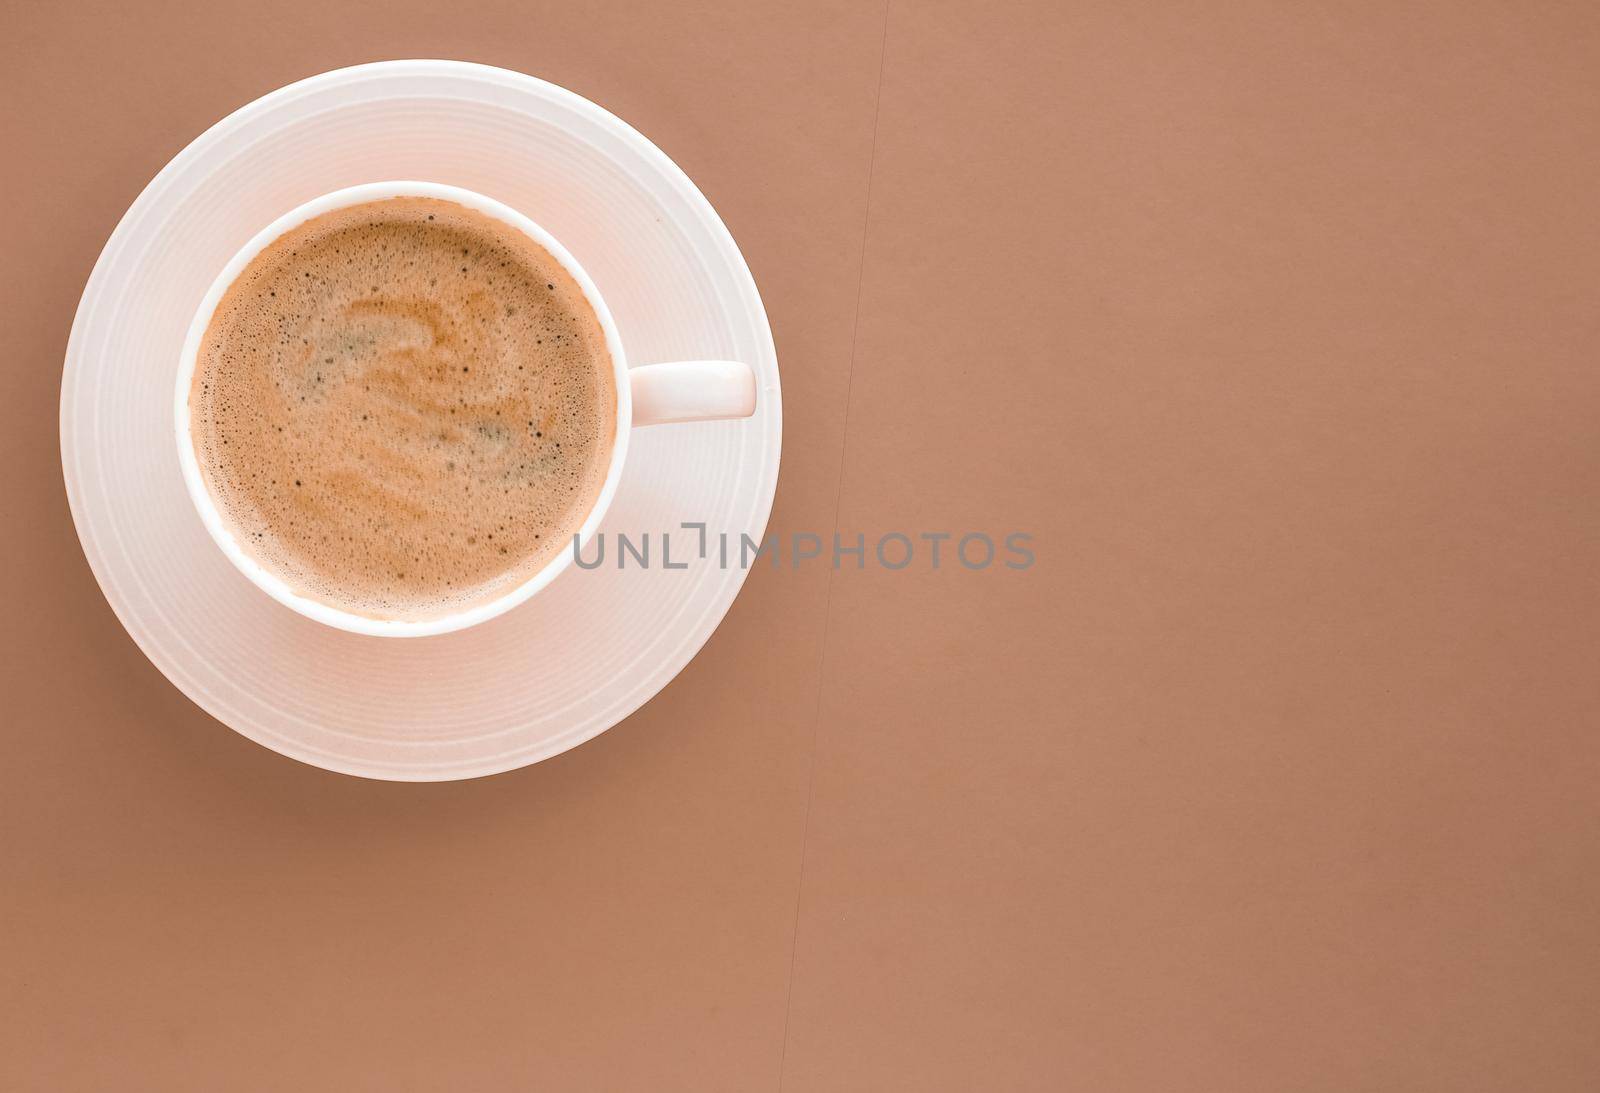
[175,180,757,637]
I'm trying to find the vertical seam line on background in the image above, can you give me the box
[775,1,894,1088]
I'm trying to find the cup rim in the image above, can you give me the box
[173,180,633,638]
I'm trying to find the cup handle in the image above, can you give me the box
[629,361,758,427]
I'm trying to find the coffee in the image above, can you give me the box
[189,196,616,621]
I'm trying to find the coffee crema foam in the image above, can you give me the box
[190,197,617,621]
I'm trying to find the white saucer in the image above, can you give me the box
[60,61,781,781]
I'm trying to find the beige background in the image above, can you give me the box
[6,1,1600,1089]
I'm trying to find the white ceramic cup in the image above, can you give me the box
[175,180,757,638]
